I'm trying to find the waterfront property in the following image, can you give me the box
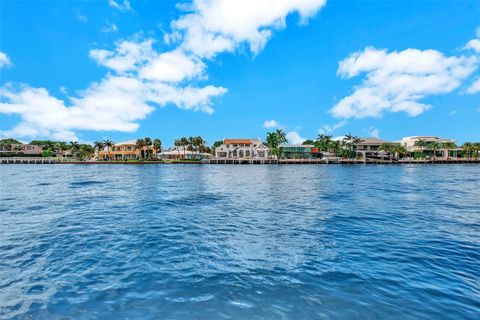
[215,139,269,159]
[0,143,43,156]
[399,136,459,159]
[280,144,321,159]
[159,148,213,160]
[400,136,455,150]
[97,140,155,160]
[354,138,399,159]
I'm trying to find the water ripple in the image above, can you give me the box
[0,164,479,319]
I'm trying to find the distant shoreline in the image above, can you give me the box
[2,159,479,165]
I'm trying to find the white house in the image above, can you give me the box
[215,139,269,159]
[400,136,455,151]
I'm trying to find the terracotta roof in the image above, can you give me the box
[224,139,254,144]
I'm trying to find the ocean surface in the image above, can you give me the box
[0,164,479,319]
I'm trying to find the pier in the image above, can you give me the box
[0,157,59,164]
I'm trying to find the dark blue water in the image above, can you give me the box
[1,164,479,319]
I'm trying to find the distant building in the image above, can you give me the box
[97,140,155,160]
[354,138,398,158]
[280,144,321,159]
[400,136,456,151]
[215,139,269,159]
[159,148,213,160]
[0,143,43,155]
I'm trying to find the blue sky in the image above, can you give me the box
[1,0,479,146]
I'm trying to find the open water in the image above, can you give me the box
[0,164,479,319]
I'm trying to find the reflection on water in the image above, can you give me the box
[0,164,479,319]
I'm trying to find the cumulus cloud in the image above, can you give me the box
[170,0,326,58]
[263,119,280,128]
[0,52,12,68]
[108,0,131,12]
[139,49,206,82]
[466,78,480,94]
[1,0,327,140]
[286,131,306,144]
[318,120,347,134]
[331,47,478,118]
[89,39,155,73]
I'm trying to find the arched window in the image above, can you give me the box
[239,150,244,158]
[245,150,250,158]
[232,150,237,157]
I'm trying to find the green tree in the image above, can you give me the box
[103,139,114,160]
[427,142,441,161]
[0,138,21,145]
[152,139,162,158]
[265,129,287,158]
[93,141,104,159]
[180,137,189,158]
[136,139,146,160]
[442,142,457,160]
[211,140,223,155]
[302,139,315,145]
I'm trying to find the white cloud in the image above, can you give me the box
[331,47,478,119]
[0,76,226,140]
[263,119,280,128]
[170,0,326,58]
[1,1,326,140]
[466,78,480,94]
[449,110,458,116]
[318,120,347,134]
[89,40,155,73]
[139,50,205,82]
[101,21,118,33]
[108,0,131,12]
[286,131,305,144]
[465,39,480,53]
[0,52,12,68]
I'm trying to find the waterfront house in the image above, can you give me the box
[354,138,399,159]
[159,148,213,160]
[215,139,269,159]
[280,144,321,159]
[400,136,455,150]
[0,143,43,156]
[97,140,155,160]
[400,136,457,159]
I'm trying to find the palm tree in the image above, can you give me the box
[265,130,287,159]
[174,139,181,159]
[473,143,480,160]
[442,142,456,160]
[180,137,189,159]
[55,142,68,154]
[316,134,333,152]
[102,139,114,161]
[275,129,287,144]
[393,145,408,160]
[379,143,394,161]
[413,139,427,159]
[143,137,152,159]
[70,141,81,160]
[428,142,441,161]
[153,139,162,158]
[342,133,356,159]
[136,139,146,160]
[93,141,104,160]
[352,137,363,159]
[462,142,472,159]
